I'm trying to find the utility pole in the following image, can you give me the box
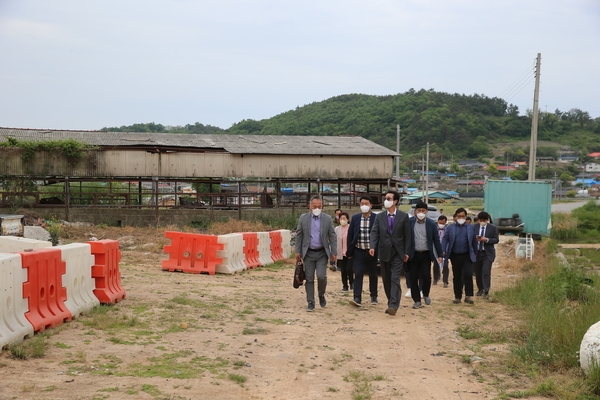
[425,142,430,203]
[528,53,541,181]
[395,125,400,178]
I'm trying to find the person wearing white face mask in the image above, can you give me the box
[436,215,449,287]
[295,196,337,312]
[441,207,478,304]
[369,190,411,316]
[347,196,379,307]
[473,211,499,300]
[407,201,443,309]
[334,212,354,292]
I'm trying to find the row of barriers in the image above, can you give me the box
[162,229,292,275]
[0,236,125,350]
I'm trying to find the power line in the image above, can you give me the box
[499,60,536,102]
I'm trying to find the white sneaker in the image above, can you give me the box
[405,289,412,297]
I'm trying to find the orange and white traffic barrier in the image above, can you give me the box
[276,229,292,258]
[162,232,223,275]
[89,240,126,304]
[215,233,247,274]
[0,236,52,253]
[21,248,72,333]
[59,243,100,318]
[0,253,34,348]
[257,232,273,266]
[269,231,284,262]
[241,232,260,269]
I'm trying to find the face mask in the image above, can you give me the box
[312,208,322,217]
[384,200,394,209]
[456,218,466,225]
[416,213,426,220]
[335,215,340,222]
[360,205,371,213]
[340,219,348,226]
[438,224,445,229]
[479,221,487,227]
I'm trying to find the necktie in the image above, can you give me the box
[388,213,394,234]
[479,226,485,250]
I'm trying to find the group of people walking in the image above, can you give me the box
[295,192,498,314]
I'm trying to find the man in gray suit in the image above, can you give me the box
[473,211,499,300]
[369,190,411,316]
[295,195,337,312]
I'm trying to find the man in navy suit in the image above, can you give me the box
[473,211,499,300]
[441,207,478,304]
[295,196,337,312]
[369,190,411,316]
[407,201,443,309]
[347,196,378,307]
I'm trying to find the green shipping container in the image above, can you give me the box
[484,180,552,236]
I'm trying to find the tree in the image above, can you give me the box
[559,172,575,185]
[487,163,499,175]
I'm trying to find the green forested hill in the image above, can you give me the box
[102,89,599,159]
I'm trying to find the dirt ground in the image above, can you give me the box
[0,226,539,400]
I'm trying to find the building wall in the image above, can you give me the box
[1,150,394,179]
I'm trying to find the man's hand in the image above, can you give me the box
[437,257,443,265]
[368,249,375,257]
[404,254,409,263]
[295,253,301,263]
[330,255,337,263]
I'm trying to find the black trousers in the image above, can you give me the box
[351,248,378,302]
[473,251,492,294]
[408,251,432,303]
[337,256,354,289]
[450,252,474,299]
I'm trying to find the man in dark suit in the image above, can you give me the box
[295,195,337,312]
[369,190,411,316]
[473,211,499,300]
[407,201,443,309]
[347,196,378,307]
[441,207,478,304]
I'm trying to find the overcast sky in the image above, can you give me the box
[1,0,599,131]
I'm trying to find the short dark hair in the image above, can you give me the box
[359,196,372,204]
[478,211,491,221]
[438,215,447,222]
[340,212,350,220]
[454,207,467,217]
[466,216,472,222]
[335,209,341,213]
[385,190,400,202]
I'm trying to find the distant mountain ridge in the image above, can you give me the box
[102,89,599,159]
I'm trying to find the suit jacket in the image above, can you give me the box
[295,212,337,260]
[473,223,499,262]
[408,217,443,262]
[441,222,478,263]
[370,209,411,263]
[334,224,350,259]
[346,212,377,258]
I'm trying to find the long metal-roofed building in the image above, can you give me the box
[0,127,400,225]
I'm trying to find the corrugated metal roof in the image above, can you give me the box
[0,128,398,156]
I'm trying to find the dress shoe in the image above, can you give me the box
[306,302,315,312]
[443,283,449,288]
[476,290,484,296]
[483,292,490,300]
[452,298,461,304]
[370,297,378,305]
[386,308,396,315]
[319,295,327,308]
[341,287,349,292]
[465,297,474,304]
[424,296,432,305]
[349,299,362,307]
[412,302,422,309]
[433,280,438,285]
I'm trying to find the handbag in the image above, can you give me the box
[293,260,306,289]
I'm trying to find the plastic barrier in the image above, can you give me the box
[257,232,273,266]
[269,231,284,262]
[59,243,100,318]
[0,253,34,348]
[162,232,223,275]
[215,233,247,274]
[277,229,292,258]
[0,236,52,253]
[21,248,72,333]
[89,240,126,304]
[241,232,260,269]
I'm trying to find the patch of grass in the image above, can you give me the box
[98,387,120,393]
[124,353,229,379]
[344,370,386,400]
[9,332,51,359]
[228,373,247,386]
[54,342,72,349]
[242,327,269,335]
[141,384,162,397]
